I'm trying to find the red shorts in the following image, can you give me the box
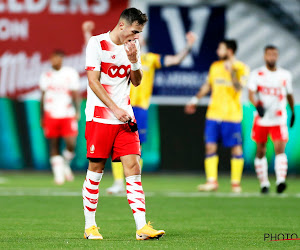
[85,121,141,162]
[252,118,288,143]
[43,115,78,139]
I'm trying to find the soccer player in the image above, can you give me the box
[248,45,295,194]
[40,50,80,185]
[185,40,249,193]
[82,21,197,194]
[83,8,165,240]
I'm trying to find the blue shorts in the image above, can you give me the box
[204,119,242,147]
[133,107,148,144]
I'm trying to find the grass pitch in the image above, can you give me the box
[0,172,299,249]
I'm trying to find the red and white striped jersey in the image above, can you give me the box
[40,66,80,118]
[85,32,141,124]
[248,66,293,126]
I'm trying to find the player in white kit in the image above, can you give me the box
[248,45,295,194]
[82,8,165,240]
[40,50,81,185]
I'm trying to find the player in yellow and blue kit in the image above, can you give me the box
[185,40,249,193]
[82,22,197,194]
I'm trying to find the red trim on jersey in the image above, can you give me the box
[258,71,264,76]
[127,95,131,105]
[282,80,286,87]
[85,66,95,71]
[93,106,112,119]
[101,84,112,95]
[101,62,115,75]
[276,110,282,116]
[100,40,114,51]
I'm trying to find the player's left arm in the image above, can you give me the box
[126,41,142,87]
[286,72,295,127]
[163,31,197,67]
[230,63,249,92]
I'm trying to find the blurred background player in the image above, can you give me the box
[82,21,197,194]
[185,40,249,193]
[40,50,81,185]
[248,45,295,194]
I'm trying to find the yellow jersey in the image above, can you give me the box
[130,52,162,109]
[206,60,249,122]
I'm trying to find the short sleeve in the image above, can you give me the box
[85,37,101,71]
[247,71,258,91]
[39,73,47,91]
[207,64,214,85]
[285,71,293,94]
[153,53,162,69]
[69,68,80,91]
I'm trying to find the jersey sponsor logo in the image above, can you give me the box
[257,85,283,97]
[111,55,116,59]
[101,62,130,78]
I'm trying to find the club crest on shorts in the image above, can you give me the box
[90,145,95,154]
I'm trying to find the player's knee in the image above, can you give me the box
[205,144,217,155]
[88,158,105,173]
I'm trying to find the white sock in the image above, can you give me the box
[82,170,103,229]
[62,150,75,180]
[275,153,288,185]
[126,175,146,230]
[50,155,65,184]
[254,157,270,188]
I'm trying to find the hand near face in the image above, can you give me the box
[125,41,138,64]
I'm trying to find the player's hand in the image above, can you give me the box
[82,21,95,32]
[184,104,197,114]
[256,104,265,117]
[290,112,295,127]
[186,31,197,47]
[125,41,138,64]
[113,107,132,123]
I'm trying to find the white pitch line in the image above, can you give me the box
[0,189,299,198]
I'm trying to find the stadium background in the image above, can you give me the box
[0,0,300,174]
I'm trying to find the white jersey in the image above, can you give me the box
[40,66,80,119]
[85,32,141,124]
[248,66,293,126]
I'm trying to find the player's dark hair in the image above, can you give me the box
[52,49,65,57]
[221,39,238,54]
[119,8,148,25]
[264,45,278,52]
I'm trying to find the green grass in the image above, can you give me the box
[0,172,299,249]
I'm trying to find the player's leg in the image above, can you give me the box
[221,121,243,192]
[62,117,78,181]
[83,121,117,239]
[63,136,76,181]
[49,138,65,185]
[252,119,270,193]
[231,145,244,193]
[82,158,106,240]
[121,154,165,240]
[254,142,270,193]
[274,140,288,193]
[106,107,147,194]
[198,119,219,191]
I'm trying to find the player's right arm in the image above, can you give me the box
[163,31,197,67]
[184,81,211,114]
[248,70,264,117]
[82,21,95,46]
